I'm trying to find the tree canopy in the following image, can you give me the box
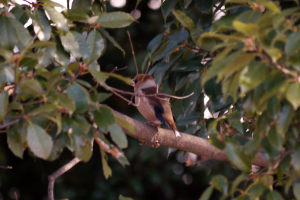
[0,0,300,199]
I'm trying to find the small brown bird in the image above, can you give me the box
[131,74,181,137]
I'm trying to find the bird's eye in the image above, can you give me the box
[134,79,138,84]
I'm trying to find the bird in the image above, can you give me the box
[131,74,181,137]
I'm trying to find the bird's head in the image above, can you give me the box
[131,74,156,89]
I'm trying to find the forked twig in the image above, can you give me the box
[48,158,81,200]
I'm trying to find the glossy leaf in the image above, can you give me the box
[27,123,53,160]
[108,124,127,149]
[60,31,90,60]
[72,0,91,13]
[0,15,18,49]
[97,12,135,28]
[7,126,24,159]
[87,29,105,64]
[172,10,195,30]
[33,9,51,41]
[285,82,300,110]
[67,9,89,21]
[161,0,179,22]
[99,29,125,55]
[20,79,43,96]
[44,5,68,33]
[57,93,76,115]
[66,83,90,113]
[225,143,251,172]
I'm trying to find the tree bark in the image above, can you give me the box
[110,107,269,168]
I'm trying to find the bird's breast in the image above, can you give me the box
[135,96,161,124]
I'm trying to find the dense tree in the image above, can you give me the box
[0,0,300,199]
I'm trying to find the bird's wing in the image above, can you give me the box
[141,87,167,126]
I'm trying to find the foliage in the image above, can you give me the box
[1,0,300,199]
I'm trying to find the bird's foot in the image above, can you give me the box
[145,121,160,127]
[151,132,160,148]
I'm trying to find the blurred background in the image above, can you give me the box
[0,0,239,199]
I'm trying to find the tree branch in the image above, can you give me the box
[109,107,269,167]
[48,157,80,200]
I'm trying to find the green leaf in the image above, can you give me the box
[32,9,51,41]
[172,10,195,30]
[97,12,135,28]
[99,29,125,55]
[211,175,228,194]
[0,67,14,89]
[100,148,112,179]
[267,125,284,150]
[20,79,43,96]
[161,0,179,22]
[285,82,300,110]
[10,18,31,47]
[276,103,294,136]
[108,124,128,149]
[0,91,8,123]
[29,104,57,115]
[60,31,90,61]
[115,115,135,134]
[11,6,29,25]
[199,186,213,200]
[53,34,70,66]
[88,68,109,89]
[66,83,90,113]
[176,111,201,126]
[286,30,300,56]
[44,5,68,33]
[8,101,23,111]
[266,190,284,200]
[293,147,300,174]
[7,126,24,159]
[94,107,115,131]
[57,93,76,115]
[39,0,66,9]
[232,21,259,36]
[72,0,91,13]
[91,92,112,103]
[230,173,249,196]
[248,183,267,199]
[235,10,261,24]
[0,15,18,49]
[239,62,267,95]
[195,0,214,13]
[27,123,53,160]
[119,195,134,200]
[101,72,132,85]
[261,1,280,13]
[86,29,105,64]
[227,110,243,133]
[225,143,251,172]
[67,9,90,21]
[294,180,300,200]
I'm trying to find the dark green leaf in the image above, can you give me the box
[66,83,90,113]
[161,0,179,22]
[53,34,70,66]
[108,124,127,149]
[72,0,91,13]
[33,9,51,41]
[225,143,251,172]
[172,10,195,30]
[227,111,243,133]
[29,104,57,115]
[99,29,125,55]
[7,126,24,159]
[276,103,294,136]
[44,5,68,33]
[88,68,109,89]
[211,175,228,194]
[0,91,8,123]
[293,147,300,174]
[60,31,90,60]
[176,111,201,126]
[8,101,23,111]
[87,29,105,64]
[27,123,53,160]
[248,183,267,199]
[230,173,249,197]
[147,33,164,54]
[115,115,135,134]
[97,12,135,28]
[0,15,18,49]
[67,9,89,21]
[266,190,284,200]
[94,107,115,131]
[57,93,76,115]
[195,0,214,13]
[11,6,29,25]
[19,79,43,96]
[267,125,283,150]
[286,30,300,56]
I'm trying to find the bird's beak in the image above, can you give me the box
[130,79,135,87]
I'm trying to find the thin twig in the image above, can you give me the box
[48,157,81,200]
[127,31,139,76]
[213,0,225,15]
[111,66,127,73]
[0,120,19,129]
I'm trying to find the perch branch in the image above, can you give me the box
[48,157,81,200]
[107,106,269,167]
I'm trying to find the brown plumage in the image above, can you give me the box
[132,74,181,137]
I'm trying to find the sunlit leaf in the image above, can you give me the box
[44,5,68,33]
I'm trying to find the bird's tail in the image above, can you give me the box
[168,121,181,137]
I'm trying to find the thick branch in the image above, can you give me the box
[48,157,80,200]
[110,108,269,167]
